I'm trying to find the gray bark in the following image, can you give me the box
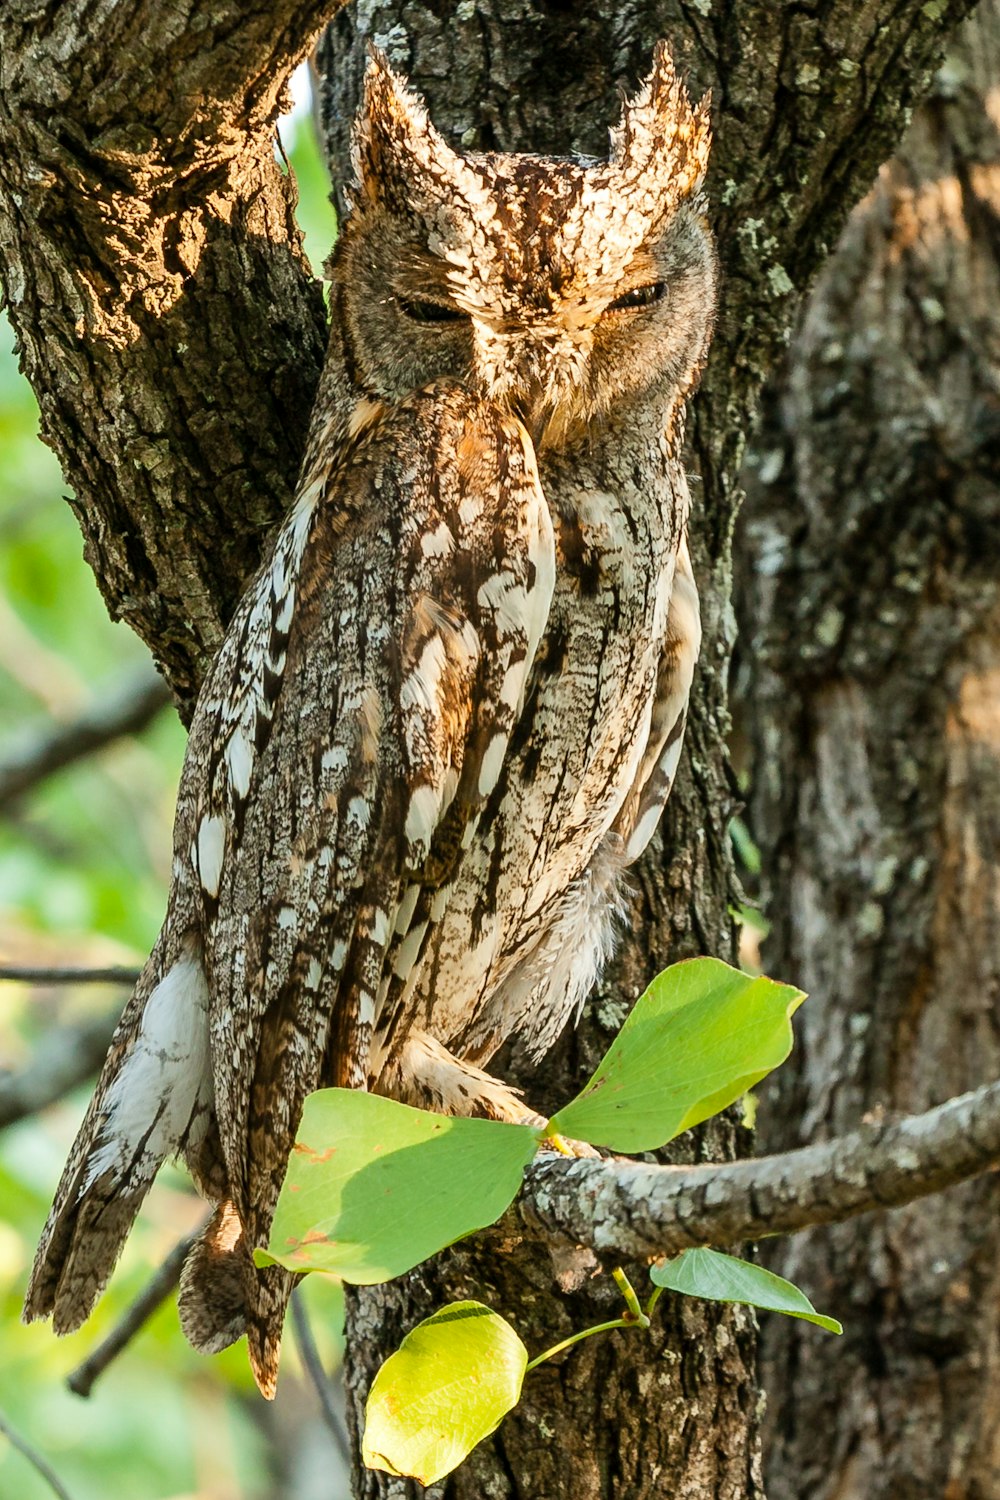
[736,5,1000,1497]
[520,1077,1000,1260]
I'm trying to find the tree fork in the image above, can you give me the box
[0,0,345,708]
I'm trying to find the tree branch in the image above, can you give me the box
[66,1226,204,1398]
[522,1080,1000,1261]
[0,671,172,811]
[0,1406,74,1500]
[0,966,140,985]
[0,1005,123,1130]
[291,1287,352,1465]
[2,0,349,139]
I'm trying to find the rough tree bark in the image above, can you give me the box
[0,0,980,1496]
[0,0,337,708]
[737,6,1000,1498]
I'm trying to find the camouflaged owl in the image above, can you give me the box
[25,42,716,1397]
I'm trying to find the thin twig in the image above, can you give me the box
[290,1287,352,1465]
[0,1405,75,1500]
[0,670,172,811]
[0,1007,120,1129]
[66,1225,205,1398]
[0,965,140,985]
[523,1078,1000,1261]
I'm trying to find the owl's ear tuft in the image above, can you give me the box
[352,48,466,214]
[610,40,711,205]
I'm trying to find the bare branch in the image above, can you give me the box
[291,1287,351,1464]
[66,1226,205,1398]
[0,671,172,812]
[0,966,140,986]
[0,1006,123,1130]
[523,1080,1000,1261]
[0,1406,74,1500]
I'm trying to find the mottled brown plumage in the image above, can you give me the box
[24,42,716,1397]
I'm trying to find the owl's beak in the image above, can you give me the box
[511,371,567,450]
[514,389,582,454]
[520,400,550,452]
[474,313,590,450]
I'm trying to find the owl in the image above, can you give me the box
[24,42,715,1397]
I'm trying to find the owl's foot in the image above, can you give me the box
[387,1031,601,1157]
[390,1029,543,1123]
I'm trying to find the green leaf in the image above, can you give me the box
[651,1248,842,1334]
[363,1301,527,1484]
[548,957,805,1151]
[257,1089,542,1282]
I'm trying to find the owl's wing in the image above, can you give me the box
[181,383,555,1391]
[23,471,328,1341]
[617,533,701,862]
[25,384,554,1397]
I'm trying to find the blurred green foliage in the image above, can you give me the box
[0,79,341,1500]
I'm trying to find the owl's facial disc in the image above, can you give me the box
[452,200,714,448]
[338,45,715,443]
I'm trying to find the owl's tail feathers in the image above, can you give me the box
[246,1262,295,1400]
[23,947,213,1334]
[23,1174,149,1333]
[178,1201,293,1399]
[178,1200,249,1354]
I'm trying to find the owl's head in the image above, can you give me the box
[331,44,715,449]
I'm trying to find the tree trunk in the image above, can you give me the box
[314,4,977,1495]
[737,6,1000,1497]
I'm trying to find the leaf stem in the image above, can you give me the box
[544,1131,576,1157]
[526,1267,656,1372]
[645,1284,664,1319]
[611,1267,650,1327]
[525,1317,634,1372]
